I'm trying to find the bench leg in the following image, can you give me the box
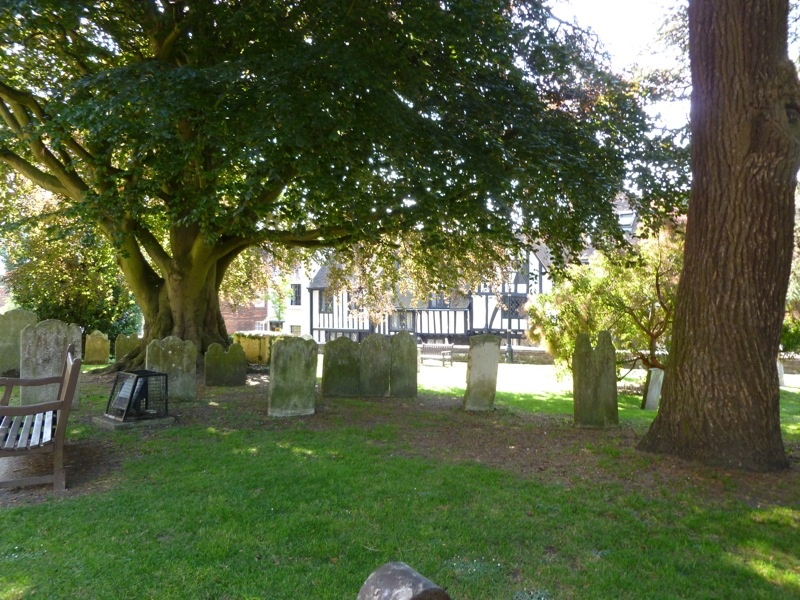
[53,447,66,491]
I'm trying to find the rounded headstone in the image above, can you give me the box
[322,336,360,397]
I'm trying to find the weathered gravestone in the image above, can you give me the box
[321,336,360,397]
[573,331,618,427]
[357,562,451,600]
[20,319,82,406]
[360,334,391,397]
[390,331,418,398]
[595,331,619,426]
[204,343,247,387]
[114,333,141,360]
[778,359,785,387]
[268,337,318,417]
[0,308,37,376]
[463,334,502,411]
[146,336,197,402]
[84,330,110,364]
[644,367,664,410]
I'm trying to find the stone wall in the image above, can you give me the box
[232,332,287,365]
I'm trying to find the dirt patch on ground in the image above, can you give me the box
[2,372,799,509]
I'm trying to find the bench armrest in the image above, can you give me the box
[0,376,63,406]
[0,400,63,417]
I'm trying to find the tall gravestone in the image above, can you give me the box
[0,309,37,376]
[644,368,664,410]
[204,343,247,386]
[573,331,618,427]
[84,330,110,364]
[322,336,360,397]
[20,319,82,406]
[390,331,418,398]
[146,336,197,402]
[463,334,502,411]
[572,334,597,425]
[360,334,391,397]
[268,337,318,417]
[114,333,141,360]
[595,331,619,425]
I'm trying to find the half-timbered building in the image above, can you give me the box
[302,250,552,344]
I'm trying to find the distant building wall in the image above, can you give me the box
[220,303,268,334]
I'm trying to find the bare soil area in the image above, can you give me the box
[2,371,799,509]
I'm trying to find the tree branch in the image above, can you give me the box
[97,217,163,309]
[156,20,189,62]
[0,91,89,198]
[132,220,173,276]
[0,147,68,196]
[0,81,47,120]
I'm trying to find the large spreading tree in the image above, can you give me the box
[0,1,661,357]
[638,0,800,470]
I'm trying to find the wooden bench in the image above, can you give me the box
[0,344,82,491]
[418,343,454,367]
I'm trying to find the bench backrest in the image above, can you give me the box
[54,344,81,443]
[0,343,81,422]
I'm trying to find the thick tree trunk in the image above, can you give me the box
[112,236,233,369]
[638,0,800,470]
[141,268,230,352]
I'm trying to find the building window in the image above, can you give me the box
[390,311,414,331]
[320,291,334,314]
[501,294,527,319]
[428,293,450,309]
[290,325,301,336]
[290,284,302,306]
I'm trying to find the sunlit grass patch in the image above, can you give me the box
[779,388,800,440]
[420,363,800,436]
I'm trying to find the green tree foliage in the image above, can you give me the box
[216,246,273,312]
[0,1,676,356]
[0,181,141,339]
[528,225,683,372]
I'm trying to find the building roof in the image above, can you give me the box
[308,265,331,290]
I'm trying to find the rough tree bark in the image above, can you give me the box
[108,222,244,369]
[638,0,800,470]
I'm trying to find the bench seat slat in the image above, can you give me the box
[17,415,34,450]
[3,416,23,450]
[30,412,44,447]
[41,411,54,445]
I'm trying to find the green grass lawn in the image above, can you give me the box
[0,364,798,599]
